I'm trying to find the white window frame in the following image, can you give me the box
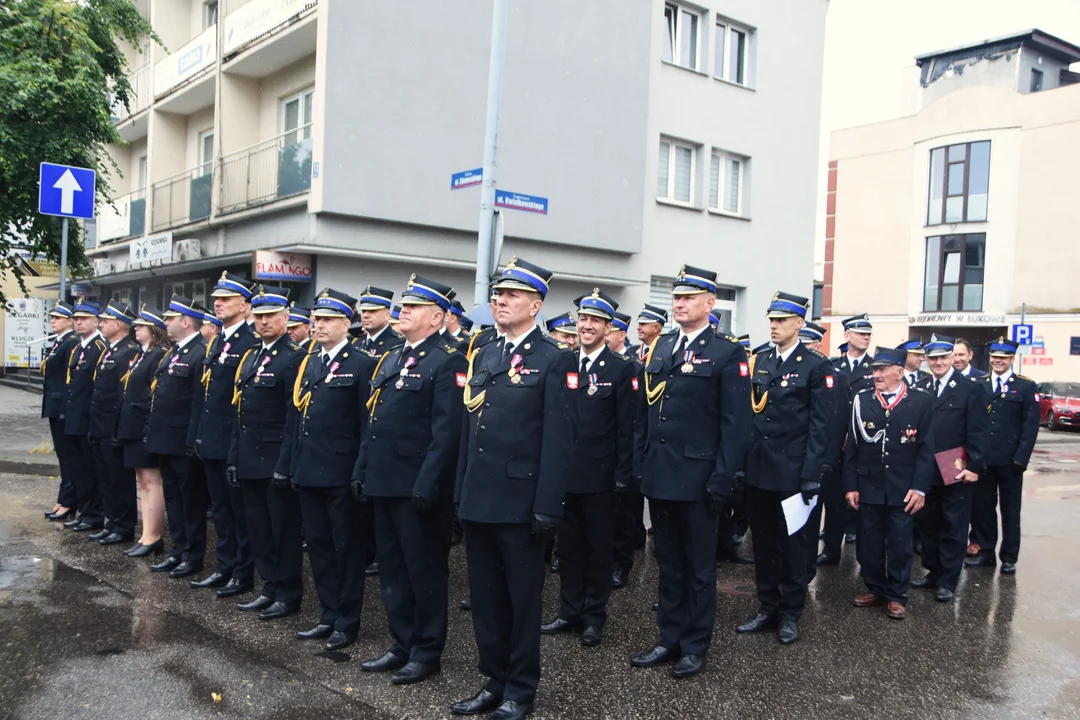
[204,0,219,29]
[709,150,746,217]
[714,18,752,86]
[658,138,696,207]
[281,88,315,144]
[137,156,147,190]
[663,3,702,72]
[197,130,214,177]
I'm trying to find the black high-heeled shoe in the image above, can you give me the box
[127,539,165,557]
[45,506,60,518]
[47,508,76,522]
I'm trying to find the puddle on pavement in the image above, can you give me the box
[0,555,54,591]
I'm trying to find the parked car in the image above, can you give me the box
[1037,382,1080,430]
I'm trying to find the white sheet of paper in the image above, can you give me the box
[782,492,818,536]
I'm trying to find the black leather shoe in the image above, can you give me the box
[549,557,560,574]
[365,562,380,577]
[71,521,101,532]
[450,689,502,716]
[491,700,532,720]
[216,578,253,598]
[1001,562,1016,575]
[47,508,76,522]
[581,626,603,647]
[258,601,300,621]
[325,630,356,651]
[630,645,678,668]
[844,533,857,544]
[816,553,840,566]
[459,598,472,611]
[391,660,440,685]
[611,569,627,588]
[168,561,203,579]
[965,555,996,568]
[237,595,274,612]
[128,539,164,557]
[296,623,335,640]
[99,533,133,546]
[88,528,111,541]
[150,556,181,573]
[911,576,936,589]
[189,572,230,589]
[361,650,407,672]
[540,617,579,635]
[672,653,705,679]
[935,587,955,602]
[777,620,800,645]
[652,602,658,612]
[736,613,779,633]
[63,518,83,529]
[914,541,923,555]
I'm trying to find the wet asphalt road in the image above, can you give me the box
[1,385,1079,719]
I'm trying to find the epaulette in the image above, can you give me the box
[804,346,827,359]
[434,338,458,354]
[287,341,301,351]
[614,351,632,362]
[1015,374,1033,382]
[538,334,565,349]
[661,328,678,336]
[93,338,107,350]
[721,333,740,345]
[752,342,772,355]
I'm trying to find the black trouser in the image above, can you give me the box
[558,490,614,628]
[202,458,252,580]
[159,453,194,562]
[66,434,95,519]
[242,477,303,604]
[180,455,209,566]
[650,498,718,655]
[613,487,645,573]
[463,520,545,706]
[746,486,811,622]
[298,486,367,634]
[716,488,747,561]
[970,464,1023,564]
[918,481,972,592]
[98,439,137,537]
[375,497,452,664]
[79,436,109,527]
[50,417,80,509]
[821,459,857,558]
[362,500,377,565]
[804,498,826,583]
[857,502,913,604]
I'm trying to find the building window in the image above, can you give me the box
[658,138,696,205]
[923,233,985,312]
[648,277,737,334]
[138,156,147,190]
[812,283,823,320]
[198,130,214,177]
[1030,68,1044,92]
[282,88,315,145]
[927,141,990,225]
[663,3,701,71]
[714,19,751,85]
[709,150,746,215]
[204,0,218,29]
[161,280,207,308]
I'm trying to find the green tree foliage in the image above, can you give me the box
[0,0,158,302]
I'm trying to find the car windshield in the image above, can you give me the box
[1052,383,1080,397]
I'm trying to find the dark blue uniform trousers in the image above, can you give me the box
[651,499,718,655]
[746,486,811,622]
[50,418,81,509]
[298,486,367,634]
[202,458,253,581]
[970,464,1023,564]
[159,453,200,563]
[857,502,914,604]
[558,490,614,628]
[100,440,137,537]
[242,478,303,604]
[918,481,973,592]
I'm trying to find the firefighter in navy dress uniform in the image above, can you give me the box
[42,301,81,521]
[62,301,108,532]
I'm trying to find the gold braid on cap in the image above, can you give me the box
[463,349,486,414]
[365,350,392,418]
[643,336,665,407]
[749,353,768,414]
[232,347,254,409]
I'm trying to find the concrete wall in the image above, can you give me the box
[152,0,195,58]
[185,107,216,169]
[257,55,316,141]
[1017,46,1068,94]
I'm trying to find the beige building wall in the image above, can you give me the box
[257,55,317,141]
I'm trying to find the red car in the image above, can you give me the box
[1037,382,1080,430]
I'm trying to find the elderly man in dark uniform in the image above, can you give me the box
[736,293,834,645]
[61,301,108,532]
[541,290,636,648]
[287,289,378,650]
[43,302,81,521]
[146,295,209,577]
[356,276,467,685]
[86,302,141,546]
[226,286,307,613]
[451,258,576,720]
[189,273,260,593]
[909,335,987,602]
[631,266,751,677]
[965,337,1039,575]
[846,347,935,620]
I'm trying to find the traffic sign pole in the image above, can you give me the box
[474,0,508,309]
[59,218,69,302]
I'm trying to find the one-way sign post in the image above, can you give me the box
[38,162,96,302]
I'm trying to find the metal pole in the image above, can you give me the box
[473,0,509,309]
[1018,302,1026,373]
[59,217,69,302]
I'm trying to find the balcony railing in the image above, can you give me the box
[152,167,213,231]
[218,126,313,214]
[109,63,151,120]
[97,188,147,243]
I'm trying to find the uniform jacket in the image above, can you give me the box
[905,369,933,388]
[981,372,1040,469]
[88,336,141,439]
[443,329,469,351]
[963,367,988,379]
[915,372,989,483]
[824,369,850,467]
[63,333,108,436]
[621,343,639,359]
[832,353,875,397]
[144,335,209,456]
[358,325,404,358]
[287,342,378,487]
[193,323,260,459]
[227,336,305,479]
[746,342,836,493]
[456,327,578,523]
[41,331,79,419]
[115,345,167,441]
[356,332,468,501]
[844,385,935,505]
[566,346,637,494]
[466,326,500,360]
[635,329,752,501]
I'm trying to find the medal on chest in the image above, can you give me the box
[325,360,340,383]
[681,350,695,374]
[395,355,417,389]
[509,354,523,384]
[587,373,599,395]
[256,354,272,376]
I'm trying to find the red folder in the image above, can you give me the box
[935,447,969,485]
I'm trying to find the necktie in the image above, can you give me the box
[933,378,940,396]
[996,377,1003,394]
[580,356,589,376]
[882,392,895,403]
[673,335,688,361]
[773,352,782,372]
[851,358,858,373]
[503,342,514,361]
[318,352,330,376]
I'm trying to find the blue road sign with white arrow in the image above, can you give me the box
[39,162,96,219]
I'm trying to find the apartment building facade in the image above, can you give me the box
[821,30,1080,381]
[87,0,828,343]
